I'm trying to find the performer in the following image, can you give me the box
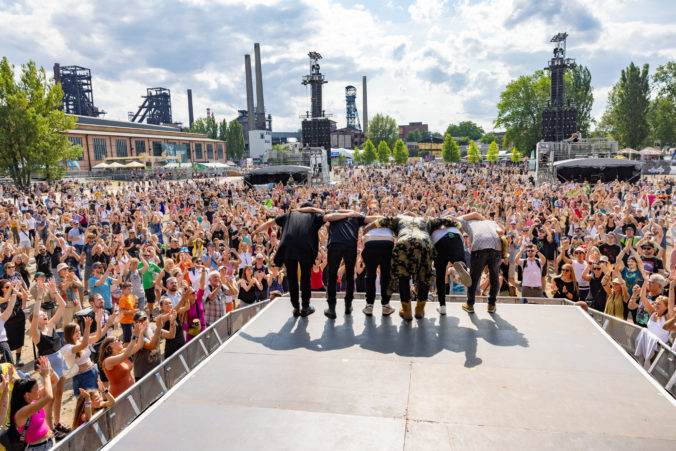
[368,215,461,320]
[253,204,325,317]
[458,212,505,314]
[323,210,371,319]
[361,219,395,316]
[432,222,472,315]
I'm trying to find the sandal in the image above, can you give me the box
[54,430,68,441]
[55,423,71,433]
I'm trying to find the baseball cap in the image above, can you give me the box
[57,263,69,272]
[34,271,46,278]
[574,247,586,253]
[133,311,148,322]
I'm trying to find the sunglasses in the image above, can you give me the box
[593,267,602,271]
[562,269,570,273]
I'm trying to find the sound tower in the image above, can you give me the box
[302,118,331,162]
[541,33,577,142]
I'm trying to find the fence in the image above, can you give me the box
[54,295,676,449]
[54,300,271,451]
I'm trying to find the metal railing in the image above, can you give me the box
[54,300,271,451]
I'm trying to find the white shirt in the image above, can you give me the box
[521,259,542,287]
[572,260,589,288]
[432,226,461,245]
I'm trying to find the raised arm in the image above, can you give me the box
[47,279,66,329]
[252,218,277,236]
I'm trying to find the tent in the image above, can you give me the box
[331,148,354,159]
[107,162,125,168]
[92,162,109,169]
[124,161,145,168]
[639,147,662,157]
[244,165,311,186]
[553,158,642,183]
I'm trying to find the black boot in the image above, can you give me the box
[324,304,337,319]
[300,305,315,317]
[344,300,353,315]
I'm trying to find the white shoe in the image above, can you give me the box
[453,261,472,287]
[437,305,447,315]
[362,304,374,316]
[381,304,395,316]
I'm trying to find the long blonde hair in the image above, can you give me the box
[560,263,579,293]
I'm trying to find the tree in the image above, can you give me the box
[495,65,594,152]
[650,97,676,146]
[377,140,391,163]
[614,63,651,149]
[0,58,81,187]
[455,136,470,146]
[191,116,218,139]
[510,146,521,163]
[226,119,245,161]
[442,133,460,163]
[392,139,409,164]
[654,61,676,100]
[362,139,377,164]
[479,132,496,144]
[218,118,228,142]
[445,121,484,141]
[405,130,421,142]
[352,146,362,163]
[337,154,347,166]
[467,140,481,163]
[486,140,499,163]
[366,113,398,149]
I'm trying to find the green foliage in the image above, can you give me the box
[218,118,228,142]
[486,140,499,163]
[337,154,347,165]
[496,65,594,152]
[226,119,245,160]
[392,139,409,164]
[445,121,484,141]
[479,132,496,144]
[455,136,470,146]
[405,130,421,142]
[0,57,81,186]
[654,62,676,100]
[191,115,218,139]
[467,140,481,163]
[510,146,521,163]
[352,146,362,163]
[366,113,398,149]
[442,133,460,163]
[377,140,391,163]
[614,63,651,149]
[362,139,377,164]
[650,97,676,146]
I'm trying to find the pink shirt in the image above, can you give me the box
[16,404,50,444]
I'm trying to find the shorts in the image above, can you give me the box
[144,287,156,304]
[121,323,133,343]
[45,350,67,378]
[72,366,99,395]
[20,241,31,248]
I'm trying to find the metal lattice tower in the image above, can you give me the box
[130,88,172,125]
[53,64,104,117]
[345,85,361,130]
[302,52,327,118]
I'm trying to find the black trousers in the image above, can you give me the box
[434,234,465,306]
[467,249,501,306]
[283,259,313,309]
[399,277,429,304]
[326,243,357,306]
[362,241,393,305]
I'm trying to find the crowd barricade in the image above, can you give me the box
[54,295,676,449]
[53,300,271,451]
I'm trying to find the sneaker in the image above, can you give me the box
[381,304,395,316]
[363,304,374,316]
[324,306,337,319]
[292,307,301,317]
[300,305,315,317]
[437,305,447,315]
[487,304,496,313]
[453,261,472,287]
[462,303,475,314]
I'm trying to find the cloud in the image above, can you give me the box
[505,0,602,42]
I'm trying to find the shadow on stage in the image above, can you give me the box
[238,310,529,369]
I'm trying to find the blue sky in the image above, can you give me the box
[1,0,675,133]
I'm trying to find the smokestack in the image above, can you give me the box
[187,89,194,128]
[244,54,255,133]
[254,43,266,130]
[206,108,211,119]
[362,76,368,134]
[53,63,61,84]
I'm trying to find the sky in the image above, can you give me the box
[1,0,675,134]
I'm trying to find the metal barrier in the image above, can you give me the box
[54,300,271,451]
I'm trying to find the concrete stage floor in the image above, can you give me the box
[109,299,676,450]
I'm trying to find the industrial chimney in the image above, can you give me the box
[187,89,194,128]
[244,54,255,134]
[362,76,368,134]
[254,43,266,130]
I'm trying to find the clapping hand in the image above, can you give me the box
[36,356,51,378]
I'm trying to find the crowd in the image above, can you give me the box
[0,161,674,448]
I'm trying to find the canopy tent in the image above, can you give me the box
[243,165,311,186]
[619,148,638,155]
[331,148,354,159]
[553,158,642,183]
[639,147,662,157]
[92,162,110,169]
[124,161,145,168]
[107,162,125,168]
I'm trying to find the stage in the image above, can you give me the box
[107,299,676,450]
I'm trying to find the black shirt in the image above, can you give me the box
[327,216,365,247]
[273,212,325,264]
[641,256,664,274]
[598,243,621,264]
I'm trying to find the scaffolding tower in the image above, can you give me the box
[53,63,105,117]
[130,88,172,125]
[345,85,361,130]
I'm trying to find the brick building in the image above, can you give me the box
[63,116,227,170]
[398,122,428,139]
